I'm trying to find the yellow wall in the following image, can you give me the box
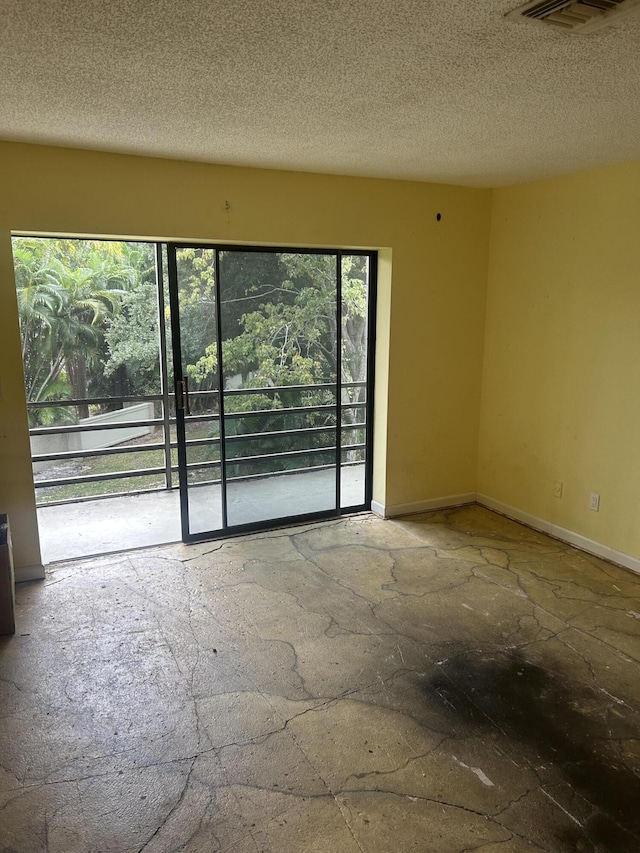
[478,160,640,558]
[0,142,491,572]
[4,142,638,573]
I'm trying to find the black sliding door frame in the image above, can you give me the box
[166,242,377,544]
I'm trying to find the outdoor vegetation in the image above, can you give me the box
[12,238,370,504]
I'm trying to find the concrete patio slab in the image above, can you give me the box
[37,464,366,563]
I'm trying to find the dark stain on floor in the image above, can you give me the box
[421,651,640,852]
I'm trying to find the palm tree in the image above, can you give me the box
[12,238,136,421]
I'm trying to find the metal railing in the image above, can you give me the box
[29,382,368,507]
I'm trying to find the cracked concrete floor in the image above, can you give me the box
[1,506,640,852]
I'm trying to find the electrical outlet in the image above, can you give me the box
[553,480,563,498]
[589,492,600,512]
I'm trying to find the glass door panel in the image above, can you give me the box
[219,250,339,527]
[168,246,224,537]
[168,244,375,542]
[183,392,222,535]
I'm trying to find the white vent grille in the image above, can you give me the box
[505,0,640,31]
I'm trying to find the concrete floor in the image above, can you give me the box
[2,505,640,852]
[37,465,366,563]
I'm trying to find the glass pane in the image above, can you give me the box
[12,236,173,504]
[174,247,223,535]
[219,250,338,526]
[340,255,370,508]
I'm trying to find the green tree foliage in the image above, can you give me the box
[12,238,152,422]
[101,245,160,397]
[102,280,160,383]
[13,239,370,479]
[184,252,368,396]
[175,250,369,476]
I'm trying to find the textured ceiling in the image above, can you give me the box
[1,0,639,187]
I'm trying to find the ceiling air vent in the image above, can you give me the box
[505,0,640,32]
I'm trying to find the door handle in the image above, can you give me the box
[174,378,191,415]
[175,379,184,411]
[183,376,191,415]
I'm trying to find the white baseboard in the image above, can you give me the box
[371,500,385,517]
[15,563,45,583]
[370,493,476,519]
[476,493,640,576]
[372,491,640,575]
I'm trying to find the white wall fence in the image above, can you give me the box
[31,403,155,473]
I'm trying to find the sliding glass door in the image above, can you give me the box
[167,244,375,542]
